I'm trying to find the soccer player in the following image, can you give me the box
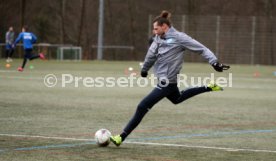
[110,10,230,146]
[13,26,45,72]
[5,26,15,62]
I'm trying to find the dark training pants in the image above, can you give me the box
[121,83,211,140]
[6,49,14,58]
[21,49,40,68]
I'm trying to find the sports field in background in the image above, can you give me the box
[0,60,276,161]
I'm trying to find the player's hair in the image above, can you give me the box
[153,10,171,27]
[23,25,29,31]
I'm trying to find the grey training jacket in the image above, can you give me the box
[142,27,218,83]
[6,31,15,45]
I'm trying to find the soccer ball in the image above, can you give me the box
[95,129,111,147]
[5,64,11,68]
[128,67,133,71]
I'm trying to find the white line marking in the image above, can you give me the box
[0,70,17,73]
[0,133,91,141]
[1,133,276,153]
[0,76,44,80]
[125,141,276,153]
[0,70,42,73]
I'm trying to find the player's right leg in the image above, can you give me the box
[207,82,223,91]
[39,53,45,60]
[29,53,45,60]
[167,82,223,104]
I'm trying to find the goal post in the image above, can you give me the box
[57,46,82,61]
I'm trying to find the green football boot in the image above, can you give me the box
[207,82,223,91]
[110,135,122,146]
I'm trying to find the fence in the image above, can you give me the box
[149,15,276,65]
[0,43,82,61]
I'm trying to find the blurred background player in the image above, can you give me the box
[110,10,230,146]
[13,26,45,72]
[5,26,15,63]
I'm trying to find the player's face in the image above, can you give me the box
[153,22,165,36]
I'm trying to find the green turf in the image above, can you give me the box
[1,59,276,161]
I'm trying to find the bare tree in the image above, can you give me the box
[20,0,26,27]
[78,0,87,46]
[266,0,274,64]
[127,0,137,60]
[60,0,66,44]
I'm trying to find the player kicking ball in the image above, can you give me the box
[13,26,45,72]
[110,10,230,146]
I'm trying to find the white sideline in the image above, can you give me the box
[0,133,91,141]
[1,133,276,153]
[125,141,276,153]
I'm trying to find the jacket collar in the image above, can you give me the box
[161,27,176,39]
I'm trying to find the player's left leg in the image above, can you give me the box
[18,49,32,72]
[18,58,27,72]
[6,49,10,62]
[8,48,14,62]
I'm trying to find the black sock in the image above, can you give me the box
[206,86,212,91]
[22,58,28,68]
[120,132,128,141]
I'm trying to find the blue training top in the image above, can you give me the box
[14,32,37,50]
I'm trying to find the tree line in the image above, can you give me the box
[0,0,275,62]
